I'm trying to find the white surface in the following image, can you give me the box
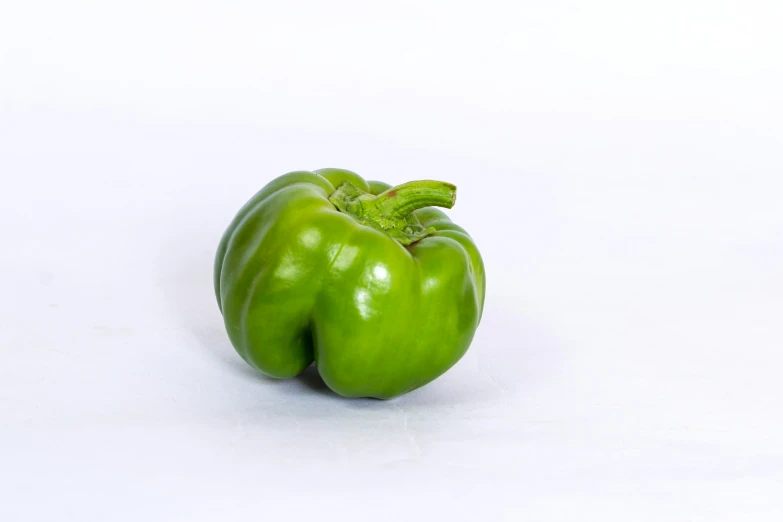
[2,1,782,520]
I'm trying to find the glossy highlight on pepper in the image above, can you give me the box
[214,168,485,399]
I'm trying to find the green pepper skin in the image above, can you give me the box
[214,168,485,399]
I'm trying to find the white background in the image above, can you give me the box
[1,1,782,520]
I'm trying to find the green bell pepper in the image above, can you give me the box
[214,168,485,399]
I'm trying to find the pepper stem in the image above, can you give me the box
[372,181,457,220]
[329,180,457,245]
